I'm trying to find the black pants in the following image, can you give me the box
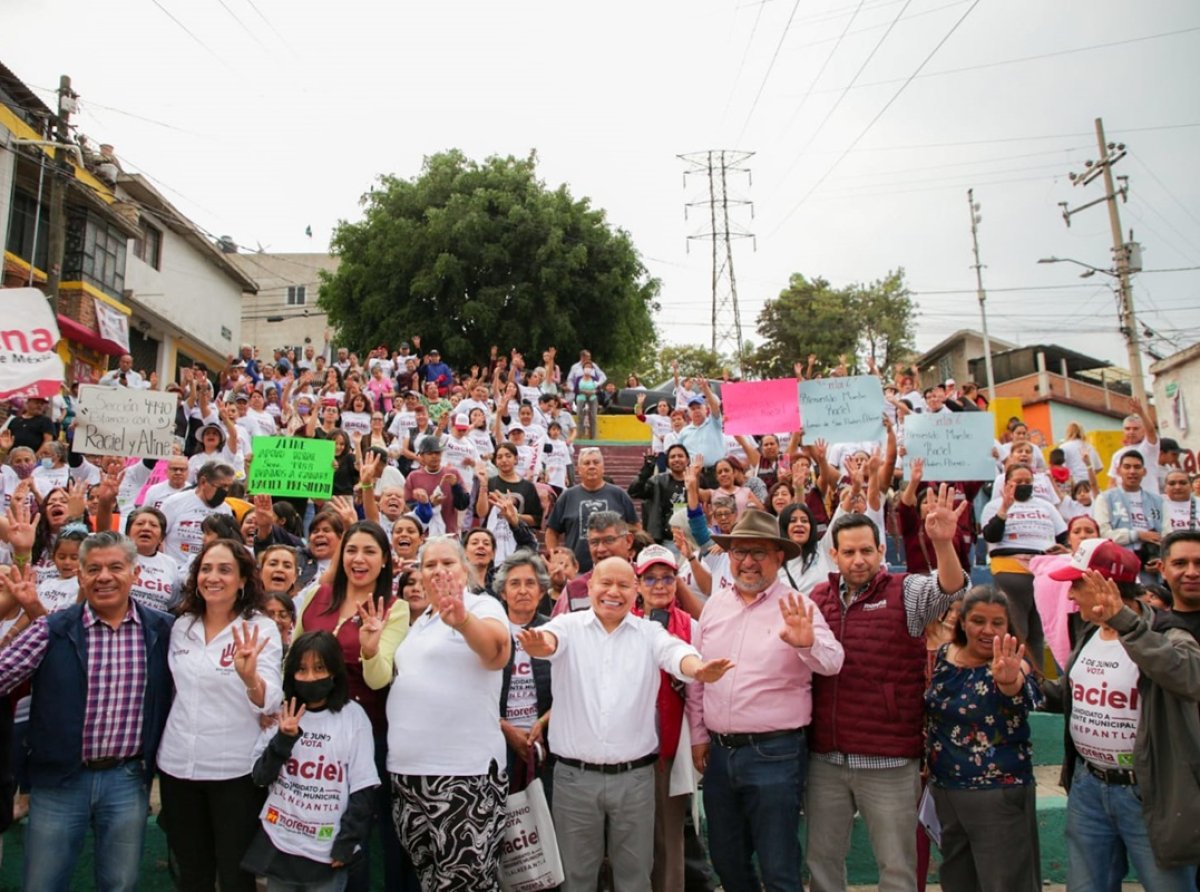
[992,572,1044,670]
[158,771,265,892]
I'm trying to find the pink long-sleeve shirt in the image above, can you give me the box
[688,577,844,743]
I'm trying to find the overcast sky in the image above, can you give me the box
[6,0,1199,375]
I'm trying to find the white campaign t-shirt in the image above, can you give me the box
[505,620,539,730]
[644,414,674,453]
[161,490,233,564]
[992,471,1060,506]
[1164,497,1200,532]
[37,572,79,613]
[255,702,379,864]
[468,429,495,460]
[981,496,1067,553]
[1123,490,1152,533]
[441,435,478,487]
[1068,633,1141,769]
[143,481,187,511]
[386,592,507,775]
[542,440,573,489]
[340,412,372,438]
[1059,439,1101,484]
[133,551,184,612]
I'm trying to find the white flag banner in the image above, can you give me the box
[92,297,130,352]
[0,287,64,400]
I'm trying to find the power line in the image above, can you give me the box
[791,26,1200,97]
[719,0,768,129]
[772,0,914,191]
[768,0,983,238]
[240,0,299,55]
[787,0,972,54]
[839,122,1200,154]
[778,0,869,136]
[212,0,272,53]
[147,0,234,70]
[735,0,803,144]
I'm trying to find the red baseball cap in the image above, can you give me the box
[1049,538,1141,583]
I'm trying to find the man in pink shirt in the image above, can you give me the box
[688,509,844,892]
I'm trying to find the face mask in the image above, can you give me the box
[293,677,334,705]
[13,464,33,479]
[39,458,53,470]
[1014,483,1034,502]
[204,486,228,509]
[297,405,311,416]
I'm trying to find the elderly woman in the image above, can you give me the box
[386,537,512,891]
[496,550,553,792]
[925,585,1042,892]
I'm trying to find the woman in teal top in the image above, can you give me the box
[925,585,1042,892]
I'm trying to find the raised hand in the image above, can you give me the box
[778,592,817,648]
[253,494,274,538]
[923,483,968,544]
[96,467,124,508]
[517,627,557,658]
[359,451,381,486]
[671,527,694,561]
[0,563,41,614]
[1071,569,1124,625]
[4,501,35,555]
[909,457,925,484]
[690,658,735,684]
[357,597,391,659]
[277,697,306,738]
[66,479,87,518]
[991,634,1027,688]
[230,622,269,685]
[329,495,357,529]
[0,429,13,452]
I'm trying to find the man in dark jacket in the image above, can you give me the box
[0,531,174,891]
[1042,537,1199,888]
[628,443,690,544]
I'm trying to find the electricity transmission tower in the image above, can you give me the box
[680,150,755,375]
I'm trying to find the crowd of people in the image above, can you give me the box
[0,338,1196,892]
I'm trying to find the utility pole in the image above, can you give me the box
[1057,117,1146,407]
[679,150,754,377]
[45,75,75,312]
[966,189,996,401]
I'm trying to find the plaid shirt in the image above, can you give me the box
[0,605,147,762]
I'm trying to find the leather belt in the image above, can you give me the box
[1084,760,1136,786]
[556,753,657,775]
[711,728,803,749]
[83,755,141,771]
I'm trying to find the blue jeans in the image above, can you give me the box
[24,760,149,891]
[703,731,807,892]
[1067,762,1197,892]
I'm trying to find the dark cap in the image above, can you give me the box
[417,435,444,454]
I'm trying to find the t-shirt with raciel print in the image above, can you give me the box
[1163,496,1200,532]
[254,701,379,864]
[1068,633,1141,769]
[36,572,79,614]
[132,551,184,612]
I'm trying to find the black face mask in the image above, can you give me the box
[293,678,334,706]
[204,486,228,509]
[1013,483,1034,502]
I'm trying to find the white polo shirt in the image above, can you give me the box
[386,592,508,776]
[158,613,283,780]
[541,609,699,764]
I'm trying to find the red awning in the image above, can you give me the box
[56,314,125,357]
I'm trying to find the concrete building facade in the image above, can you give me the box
[231,252,338,358]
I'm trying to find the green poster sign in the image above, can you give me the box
[247,436,335,499]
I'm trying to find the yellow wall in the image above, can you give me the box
[990,398,1024,438]
[1088,430,1125,490]
[595,415,651,443]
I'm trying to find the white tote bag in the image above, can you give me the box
[499,777,564,892]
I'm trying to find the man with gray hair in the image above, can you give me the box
[1107,397,1161,494]
[0,531,174,890]
[545,448,639,572]
[550,511,634,616]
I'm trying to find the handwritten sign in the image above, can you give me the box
[798,375,884,443]
[75,385,178,458]
[903,412,995,481]
[0,287,64,400]
[721,378,802,435]
[247,436,335,499]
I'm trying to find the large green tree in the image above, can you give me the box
[319,150,659,372]
[747,269,916,378]
[635,343,731,387]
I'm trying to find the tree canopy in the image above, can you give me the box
[747,269,916,378]
[635,343,731,387]
[319,150,659,373]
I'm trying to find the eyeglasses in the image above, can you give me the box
[642,574,676,588]
[587,534,624,548]
[730,547,772,563]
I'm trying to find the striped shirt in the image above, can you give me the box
[0,605,147,761]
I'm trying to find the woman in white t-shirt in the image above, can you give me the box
[385,538,512,891]
[125,507,184,612]
[1161,469,1200,533]
[979,465,1068,668]
[1058,423,1102,485]
[993,442,1061,507]
[157,539,283,892]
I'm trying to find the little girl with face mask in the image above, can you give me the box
[243,631,379,891]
